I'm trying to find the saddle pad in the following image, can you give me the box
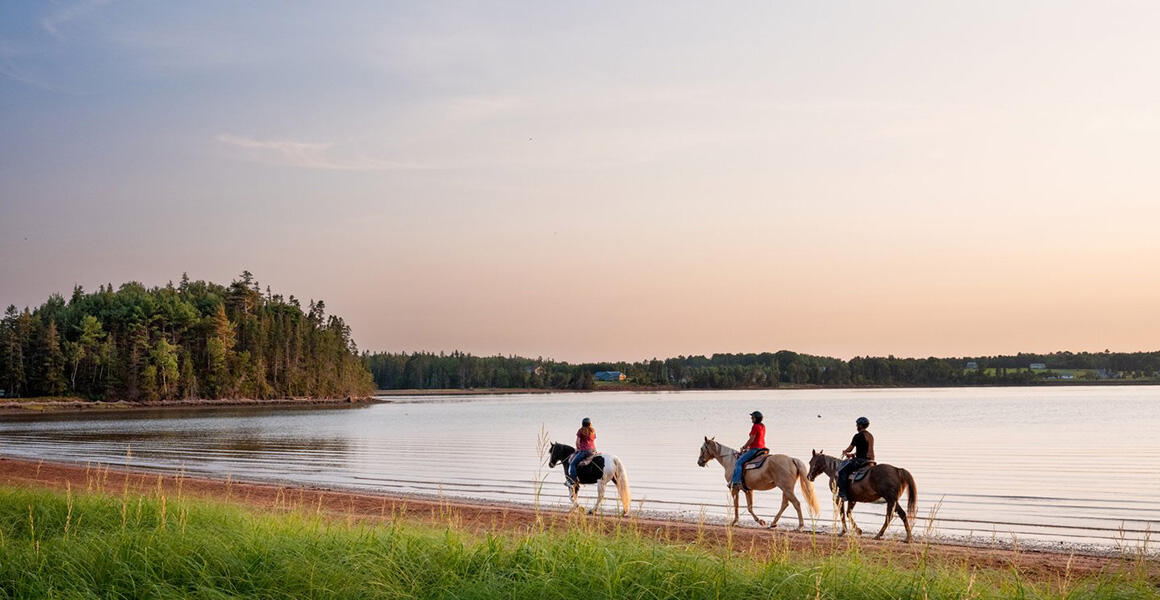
[742,450,771,471]
[850,465,872,481]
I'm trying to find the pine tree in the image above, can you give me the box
[41,321,67,397]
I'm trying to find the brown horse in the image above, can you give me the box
[697,437,820,528]
[806,450,917,542]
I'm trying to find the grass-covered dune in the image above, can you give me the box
[0,486,1156,599]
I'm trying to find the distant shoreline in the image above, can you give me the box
[4,379,1156,416]
[376,379,1160,396]
[0,396,378,416]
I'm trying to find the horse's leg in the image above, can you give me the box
[893,503,912,543]
[730,489,740,526]
[875,499,897,540]
[745,490,765,526]
[770,493,789,528]
[570,484,581,512]
[591,480,606,515]
[846,501,862,536]
[785,490,804,530]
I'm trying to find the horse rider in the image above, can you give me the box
[567,417,597,484]
[838,416,875,500]
[730,411,767,489]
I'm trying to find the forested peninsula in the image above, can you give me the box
[364,349,1160,391]
[0,272,374,402]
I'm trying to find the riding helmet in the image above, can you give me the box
[750,411,763,422]
[856,416,870,428]
[581,417,591,426]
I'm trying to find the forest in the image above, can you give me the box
[363,349,1160,391]
[0,272,374,401]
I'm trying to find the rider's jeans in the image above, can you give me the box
[732,449,760,486]
[568,451,592,481]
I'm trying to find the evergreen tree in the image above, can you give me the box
[41,321,67,396]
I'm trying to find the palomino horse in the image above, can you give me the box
[697,437,820,528]
[547,442,631,516]
[806,450,917,542]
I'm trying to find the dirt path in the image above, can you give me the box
[1,457,1153,582]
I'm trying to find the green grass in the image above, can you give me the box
[0,486,1155,599]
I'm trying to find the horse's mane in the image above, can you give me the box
[707,438,736,455]
[552,442,576,455]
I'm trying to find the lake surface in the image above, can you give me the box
[1,386,1157,550]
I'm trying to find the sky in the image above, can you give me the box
[2,1,1159,363]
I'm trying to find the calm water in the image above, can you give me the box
[1,386,1157,549]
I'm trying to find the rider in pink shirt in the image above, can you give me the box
[568,417,596,482]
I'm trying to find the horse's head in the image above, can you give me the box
[807,449,828,482]
[697,436,717,467]
[547,442,572,468]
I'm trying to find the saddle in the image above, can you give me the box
[839,459,874,482]
[741,448,770,471]
[565,453,605,486]
[578,452,600,469]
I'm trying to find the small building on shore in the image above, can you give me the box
[594,371,626,382]
[1029,363,1046,370]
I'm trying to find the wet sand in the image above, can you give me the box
[1,457,1153,583]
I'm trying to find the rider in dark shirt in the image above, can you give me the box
[837,416,875,501]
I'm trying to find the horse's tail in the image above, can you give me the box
[613,457,632,516]
[794,457,821,516]
[900,468,917,520]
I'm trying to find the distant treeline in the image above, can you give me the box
[0,272,374,401]
[363,350,1160,391]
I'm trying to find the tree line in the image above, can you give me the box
[0,272,374,401]
[363,349,1160,391]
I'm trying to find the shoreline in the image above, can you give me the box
[5,380,1159,414]
[0,456,1153,582]
[0,395,379,416]
[377,380,1160,396]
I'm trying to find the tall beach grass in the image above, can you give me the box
[0,485,1154,599]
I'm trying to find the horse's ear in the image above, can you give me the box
[812,449,817,456]
[703,436,709,442]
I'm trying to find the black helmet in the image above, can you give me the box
[856,416,870,428]
[750,411,763,421]
[581,417,591,426]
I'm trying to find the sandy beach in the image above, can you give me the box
[1,456,1152,583]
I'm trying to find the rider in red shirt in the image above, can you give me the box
[731,411,767,488]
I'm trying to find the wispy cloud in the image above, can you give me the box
[42,0,114,38]
[0,38,80,94]
[215,134,428,171]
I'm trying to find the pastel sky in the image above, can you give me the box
[2,2,1159,362]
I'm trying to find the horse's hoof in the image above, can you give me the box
[874,535,883,540]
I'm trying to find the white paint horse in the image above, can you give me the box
[548,442,631,516]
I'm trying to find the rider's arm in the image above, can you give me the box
[864,431,875,461]
[841,437,856,458]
